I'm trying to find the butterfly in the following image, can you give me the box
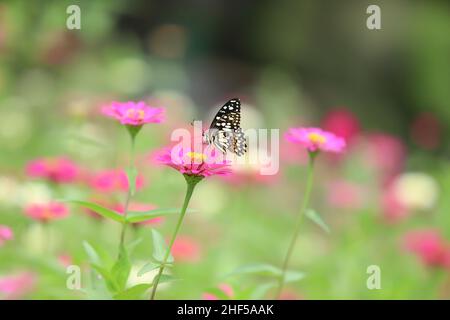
[202,98,247,156]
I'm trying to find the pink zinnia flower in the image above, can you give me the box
[155,145,231,177]
[0,225,13,246]
[364,133,405,183]
[170,235,202,262]
[89,169,145,193]
[102,101,164,126]
[285,127,346,153]
[24,202,69,222]
[0,272,37,300]
[403,229,450,269]
[26,157,79,184]
[321,109,360,144]
[114,202,163,226]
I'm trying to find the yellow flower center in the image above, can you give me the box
[308,132,326,145]
[187,152,207,162]
[126,108,145,120]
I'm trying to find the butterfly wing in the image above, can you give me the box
[208,98,247,156]
[231,127,247,156]
[210,98,241,131]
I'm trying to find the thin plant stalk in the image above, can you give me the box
[150,176,199,300]
[275,152,316,299]
[117,134,136,257]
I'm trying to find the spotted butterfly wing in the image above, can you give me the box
[208,98,247,156]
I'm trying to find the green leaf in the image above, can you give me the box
[227,263,281,278]
[111,246,132,292]
[125,166,138,196]
[137,262,161,277]
[227,263,305,283]
[113,283,152,300]
[126,208,194,223]
[83,241,102,266]
[63,200,125,223]
[306,209,330,234]
[151,229,174,263]
[91,264,118,293]
[285,270,305,283]
[250,282,276,299]
[157,274,178,284]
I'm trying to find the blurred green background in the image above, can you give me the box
[0,0,449,299]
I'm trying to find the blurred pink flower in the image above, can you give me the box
[114,202,164,226]
[57,254,73,268]
[0,272,36,299]
[410,112,442,150]
[0,225,13,246]
[403,229,450,269]
[285,127,346,153]
[89,169,145,193]
[171,235,202,262]
[203,283,234,300]
[326,180,366,210]
[155,146,231,177]
[365,134,406,183]
[321,109,360,144]
[381,183,409,223]
[26,157,79,184]
[102,101,164,126]
[24,202,69,222]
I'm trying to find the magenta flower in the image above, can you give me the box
[24,202,69,222]
[403,229,450,269]
[151,144,230,299]
[26,157,79,184]
[0,272,37,300]
[89,169,145,193]
[285,127,346,153]
[102,101,164,126]
[321,109,360,144]
[0,225,13,246]
[155,146,231,177]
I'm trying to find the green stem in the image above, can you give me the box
[117,134,136,258]
[150,176,200,300]
[275,152,317,299]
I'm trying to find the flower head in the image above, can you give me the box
[26,157,79,184]
[0,225,13,246]
[285,127,346,153]
[24,202,69,222]
[102,101,164,126]
[403,229,450,269]
[155,145,231,178]
[89,169,145,193]
[321,109,360,144]
[0,272,37,300]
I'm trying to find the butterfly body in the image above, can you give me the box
[202,98,247,156]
